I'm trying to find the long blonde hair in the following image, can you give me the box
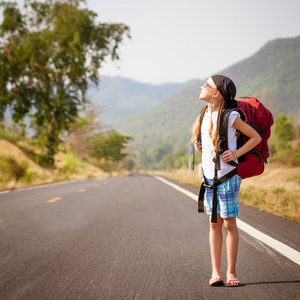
[191,93,225,154]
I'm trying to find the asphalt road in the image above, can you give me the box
[0,175,299,300]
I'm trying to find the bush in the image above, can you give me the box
[61,152,91,173]
[88,130,132,162]
[95,160,113,173]
[17,144,53,169]
[0,156,28,181]
[20,171,38,182]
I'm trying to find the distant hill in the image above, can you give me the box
[88,76,199,124]
[117,83,201,151]
[118,36,300,153]
[223,36,300,116]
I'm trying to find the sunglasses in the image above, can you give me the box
[201,81,214,90]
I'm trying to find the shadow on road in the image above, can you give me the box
[242,280,300,286]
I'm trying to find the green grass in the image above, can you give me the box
[61,152,93,173]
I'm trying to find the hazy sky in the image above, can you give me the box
[3,0,300,84]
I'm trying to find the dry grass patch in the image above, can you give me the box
[0,139,113,191]
[239,165,300,221]
[0,139,45,175]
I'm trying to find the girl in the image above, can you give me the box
[192,75,261,287]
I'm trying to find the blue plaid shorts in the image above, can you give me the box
[204,174,242,219]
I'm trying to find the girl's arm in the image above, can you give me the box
[222,117,262,163]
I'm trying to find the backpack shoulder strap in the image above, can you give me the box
[215,108,244,169]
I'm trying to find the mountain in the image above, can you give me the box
[118,36,300,153]
[222,36,300,116]
[88,76,199,124]
[117,83,201,151]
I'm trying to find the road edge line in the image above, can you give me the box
[154,175,300,266]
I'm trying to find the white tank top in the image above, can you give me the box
[201,110,239,179]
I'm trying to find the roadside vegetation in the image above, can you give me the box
[0,117,133,191]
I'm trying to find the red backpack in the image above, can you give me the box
[197,97,274,222]
[219,97,274,179]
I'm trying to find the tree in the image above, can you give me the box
[0,0,130,166]
[146,144,171,163]
[272,113,294,150]
[67,103,104,158]
[88,130,132,163]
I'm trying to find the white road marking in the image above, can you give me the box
[155,176,300,266]
[236,219,300,266]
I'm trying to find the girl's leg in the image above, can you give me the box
[209,214,223,278]
[223,217,239,280]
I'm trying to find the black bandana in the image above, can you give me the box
[211,75,237,108]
